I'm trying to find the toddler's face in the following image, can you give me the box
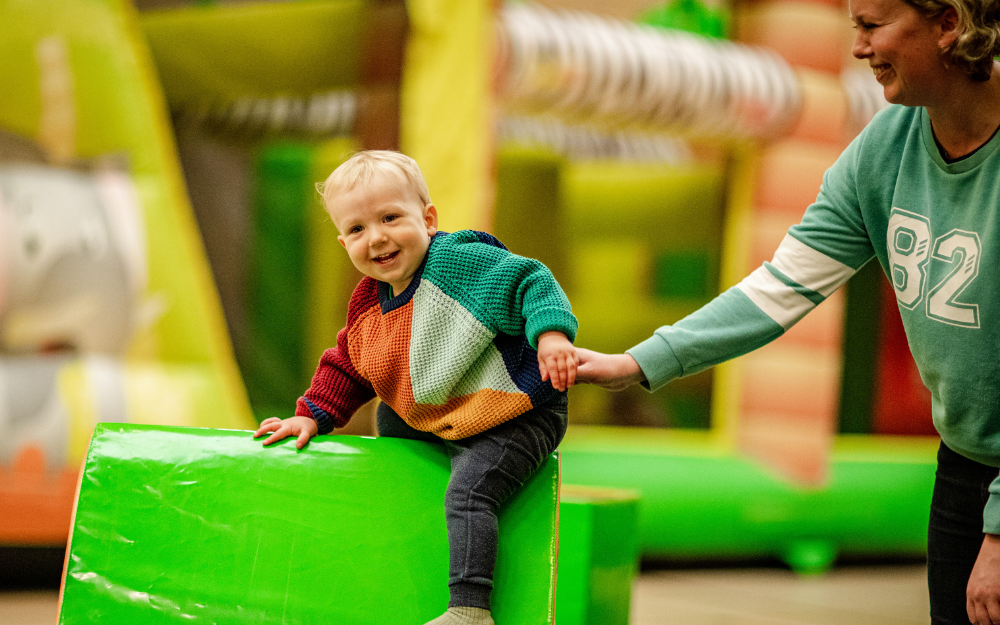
[328,174,437,296]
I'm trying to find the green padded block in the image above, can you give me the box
[560,427,937,565]
[557,486,640,625]
[59,424,559,624]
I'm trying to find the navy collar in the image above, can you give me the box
[375,232,446,313]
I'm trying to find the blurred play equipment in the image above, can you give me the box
[139,0,495,418]
[560,427,935,571]
[140,1,363,140]
[499,115,692,163]
[0,0,254,546]
[58,424,560,624]
[489,0,936,573]
[499,3,800,141]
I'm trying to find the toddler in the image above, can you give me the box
[255,150,577,625]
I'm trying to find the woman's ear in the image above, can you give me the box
[937,6,960,50]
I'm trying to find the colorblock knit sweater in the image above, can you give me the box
[296,230,578,440]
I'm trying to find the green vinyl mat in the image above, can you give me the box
[59,424,559,624]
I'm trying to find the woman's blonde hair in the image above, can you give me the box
[317,150,431,209]
[904,0,1000,81]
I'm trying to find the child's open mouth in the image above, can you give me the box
[373,251,399,265]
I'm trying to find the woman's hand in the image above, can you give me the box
[254,416,319,449]
[537,331,577,391]
[968,534,1000,624]
[575,348,646,391]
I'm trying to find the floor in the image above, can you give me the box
[0,564,929,624]
[631,565,930,625]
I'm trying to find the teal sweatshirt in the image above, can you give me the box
[627,105,1000,532]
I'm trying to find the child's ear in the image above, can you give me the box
[337,235,347,249]
[424,203,438,234]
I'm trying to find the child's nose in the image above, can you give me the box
[370,226,388,243]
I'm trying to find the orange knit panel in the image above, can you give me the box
[407,389,534,440]
[348,301,417,415]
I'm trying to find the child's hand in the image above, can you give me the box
[254,416,319,449]
[537,331,577,392]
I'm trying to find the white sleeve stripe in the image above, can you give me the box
[737,266,817,329]
[770,234,856,297]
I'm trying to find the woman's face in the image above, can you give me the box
[850,0,954,106]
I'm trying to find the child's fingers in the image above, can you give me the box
[296,430,312,449]
[547,356,565,391]
[262,425,291,446]
[253,419,282,438]
[538,357,550,381]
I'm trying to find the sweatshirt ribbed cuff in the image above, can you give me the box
[303,398,335,435]
[526,309,578,349]
[985,491,1000,534]
[626,333,683,392]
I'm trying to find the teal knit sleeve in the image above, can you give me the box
[423,232,578,348]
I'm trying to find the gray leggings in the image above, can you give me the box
[376,393,568,610]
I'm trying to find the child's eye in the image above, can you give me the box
[384,214,398,223]
[350,225,363,234]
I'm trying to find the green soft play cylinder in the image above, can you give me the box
[59,425,559,624]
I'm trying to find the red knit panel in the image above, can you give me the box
[295,279,382,426]
[349,298,416,416]
[346,278,380,323]
[296,319,377,427]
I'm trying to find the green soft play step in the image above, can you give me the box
[59,424,559,624]
[560,427,938,572]
[557,485,640,625]
[139,1,363,106]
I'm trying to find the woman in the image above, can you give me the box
[576,0,1000,623]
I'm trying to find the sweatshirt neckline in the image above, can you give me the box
[921,108,1000,174]
[376,232,445,313]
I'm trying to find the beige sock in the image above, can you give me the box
[423,606,495,625]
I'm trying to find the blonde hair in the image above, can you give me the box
[904,0,1000,81]
[317,150,431,209]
